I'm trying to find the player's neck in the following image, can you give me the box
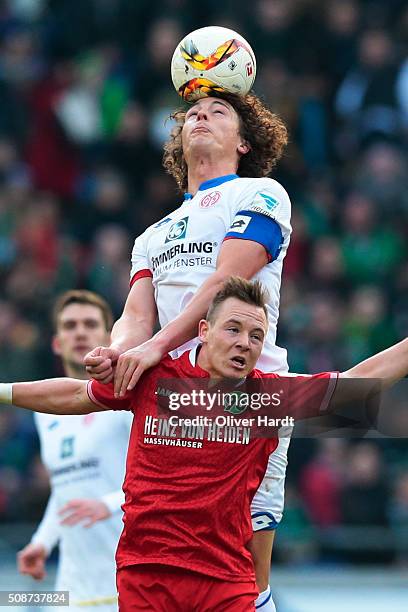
[187,157,237,195]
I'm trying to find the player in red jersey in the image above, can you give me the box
[2,277,407,610]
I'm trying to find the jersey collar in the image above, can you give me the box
[198,174,238,191]
[179,347,209,378]
[184,174,238,200]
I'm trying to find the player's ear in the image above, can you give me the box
[198,319,209,343]
[52,335,62,356]
[237,140,250,155]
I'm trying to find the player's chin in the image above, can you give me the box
[223,363,251,379]
[189,131,213,143]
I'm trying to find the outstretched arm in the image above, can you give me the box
[0,379,102,415]
[329,337,408,409]
[341,337,408,387]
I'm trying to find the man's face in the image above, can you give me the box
[181,97,247,166]
[53,303,109,373]
[198,297,267,379]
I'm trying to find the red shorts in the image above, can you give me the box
[117,564,258,611]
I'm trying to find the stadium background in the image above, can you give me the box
[0,0,407,610]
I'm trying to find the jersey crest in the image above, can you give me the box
[165,217,189,243]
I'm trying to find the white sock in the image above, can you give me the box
[255,585,276,611]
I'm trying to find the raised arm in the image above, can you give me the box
[84,276,157,382]
[0,378,101,415]
[114,238,268,396]
[111,276,158,353]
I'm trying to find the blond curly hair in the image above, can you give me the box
[163,92,288,193]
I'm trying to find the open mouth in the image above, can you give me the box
[231,356,246,369]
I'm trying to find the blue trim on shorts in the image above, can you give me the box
[255,591,272,608]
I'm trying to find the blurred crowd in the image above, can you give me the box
[0,0,407,564]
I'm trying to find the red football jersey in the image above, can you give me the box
[88,350,336,582]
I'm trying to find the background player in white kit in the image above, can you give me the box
[85,93,290,611]
[17,291,132,611]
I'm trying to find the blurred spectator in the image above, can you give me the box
[389,472,408,564]
[340,442,389,527]
[343,286,398,363]
[86,223,131,316]
[334,28,406,155]
[300,439,347,528]
[352,142,408,214]
[340,192,405,285]
[338,442,394,563]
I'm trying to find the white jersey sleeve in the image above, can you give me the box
[130,229,152,286]
[30,490,60,555]
[227,177,292,256]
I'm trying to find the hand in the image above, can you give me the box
[59,499,111,528]
[84,347,121,383]
[17,543,47,580]
[114,340,164,397]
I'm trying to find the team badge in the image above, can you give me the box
[200,191,221,208]
[165,217,189,243]
[224,391,249,415]
[60,436,75,459]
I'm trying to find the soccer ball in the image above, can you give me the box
[171,26,256,102]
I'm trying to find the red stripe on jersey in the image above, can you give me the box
[130,268,153,287]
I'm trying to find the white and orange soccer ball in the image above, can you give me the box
[171,26,256,102]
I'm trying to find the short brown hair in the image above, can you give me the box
[52,290,113,332]
[163,92,288,192]
[206,277,269,324]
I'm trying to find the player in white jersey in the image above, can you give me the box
[85,93,290,610]
[17,291,132,611]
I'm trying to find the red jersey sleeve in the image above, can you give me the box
[87,380,133,411]
[287,372,339,420]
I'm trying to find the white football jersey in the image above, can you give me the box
[130,174,292,528]
[31,410,132,610]
[131,174,292,373]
